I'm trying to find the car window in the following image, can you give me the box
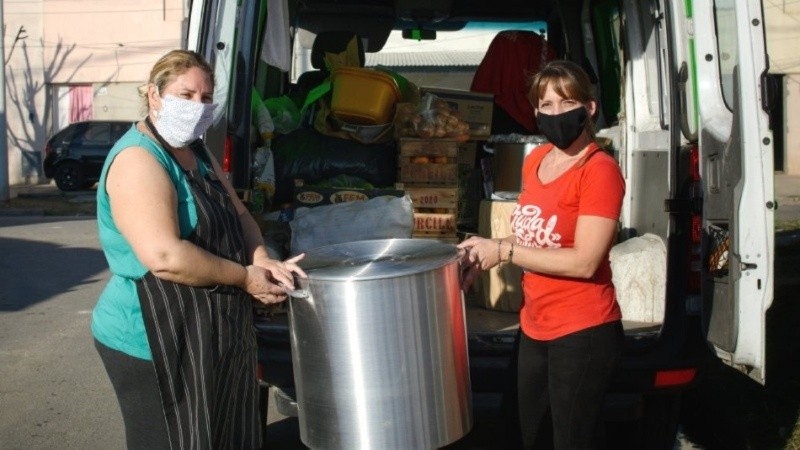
[111,123,129,140]
[76,123,112,145]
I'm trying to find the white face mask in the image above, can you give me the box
[154,94,217,147]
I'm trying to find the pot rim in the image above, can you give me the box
[293,238,460,282]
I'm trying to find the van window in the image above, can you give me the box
[291,21,548,91]
[713,0,737,110]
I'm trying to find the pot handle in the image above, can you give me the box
[280,282,309,299]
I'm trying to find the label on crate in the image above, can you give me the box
[398,138,460,157]
[414,212,457,235]
[293,187,405,208]
[406,186,458,210]
[400,163,459,184]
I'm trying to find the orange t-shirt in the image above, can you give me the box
[511,142,625,341]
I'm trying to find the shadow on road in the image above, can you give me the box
[681,242,800,449]
[0,219,107,311]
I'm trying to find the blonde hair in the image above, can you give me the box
[528,60,596,136]
[139,49,214,112]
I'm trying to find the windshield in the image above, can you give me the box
[291,21,547,90]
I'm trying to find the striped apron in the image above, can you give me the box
[136,139,261,449]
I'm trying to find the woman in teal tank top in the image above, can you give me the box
[92,49,305,449]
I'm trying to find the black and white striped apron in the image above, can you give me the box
[136,131,260,449]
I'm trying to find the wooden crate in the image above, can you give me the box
[413,211,458,237]
[401,184,458,211]
[398,138,460,158]
[399,160,459,185]
[398,138,461,185]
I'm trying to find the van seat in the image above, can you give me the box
[295,30,365,95]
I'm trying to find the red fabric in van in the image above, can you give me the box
[470,30,556,134]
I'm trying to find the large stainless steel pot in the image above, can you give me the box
[485,135,547,195]
[286,238,472,449]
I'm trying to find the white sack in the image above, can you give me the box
[609,233,666,323]
[290,195,414,254]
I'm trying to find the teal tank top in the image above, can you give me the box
[91,125,208,360]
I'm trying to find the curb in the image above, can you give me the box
[0,208,45,216]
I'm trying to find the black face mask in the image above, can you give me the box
[535,107,588,149]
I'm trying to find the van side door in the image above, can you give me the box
[692,0,774,384]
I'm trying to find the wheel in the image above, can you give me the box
[53,161,85,191]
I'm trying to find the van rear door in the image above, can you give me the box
[186,0,260,189]
[692,0,774,384]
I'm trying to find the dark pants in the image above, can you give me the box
[94,340,170,450]
[517,321,623,450]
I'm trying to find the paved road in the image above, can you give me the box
[0,217,120,449]
[0,216,305,449]
[0,216,712,449]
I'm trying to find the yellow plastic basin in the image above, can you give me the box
[330,67,401,125]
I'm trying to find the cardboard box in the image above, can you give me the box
[292,185,405,208]
[420,87,494,138]
[475,200,523,312]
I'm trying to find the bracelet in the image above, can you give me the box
[508,242,515,264]
[497,240,503,263]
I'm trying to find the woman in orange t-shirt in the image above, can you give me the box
[458,60,625,449]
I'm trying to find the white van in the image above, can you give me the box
[186,0,774,447]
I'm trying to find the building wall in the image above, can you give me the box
[4,0,183,186]
[42,0,184,84]
[765,3,800,174]
[92,82,146,121]
[5,0,46,185]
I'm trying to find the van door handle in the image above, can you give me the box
[741,262,757,270]
[760,71,777,114]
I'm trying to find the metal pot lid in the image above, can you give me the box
[296,238,459,281]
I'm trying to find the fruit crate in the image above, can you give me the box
[397,138,461,185]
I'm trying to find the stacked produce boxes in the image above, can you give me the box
[397,138,477,242]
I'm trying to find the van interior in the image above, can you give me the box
[187,2,776,445]
[191,0,680,339]
[189,0,778,384]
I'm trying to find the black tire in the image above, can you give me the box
[54,161,85,191]
[604,393,681,450]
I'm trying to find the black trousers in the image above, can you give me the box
[95,340,170,449]
[517,321,623,450]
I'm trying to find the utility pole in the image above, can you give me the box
[0,0,9,202]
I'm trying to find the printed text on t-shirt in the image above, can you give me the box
[512,204,562,248]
